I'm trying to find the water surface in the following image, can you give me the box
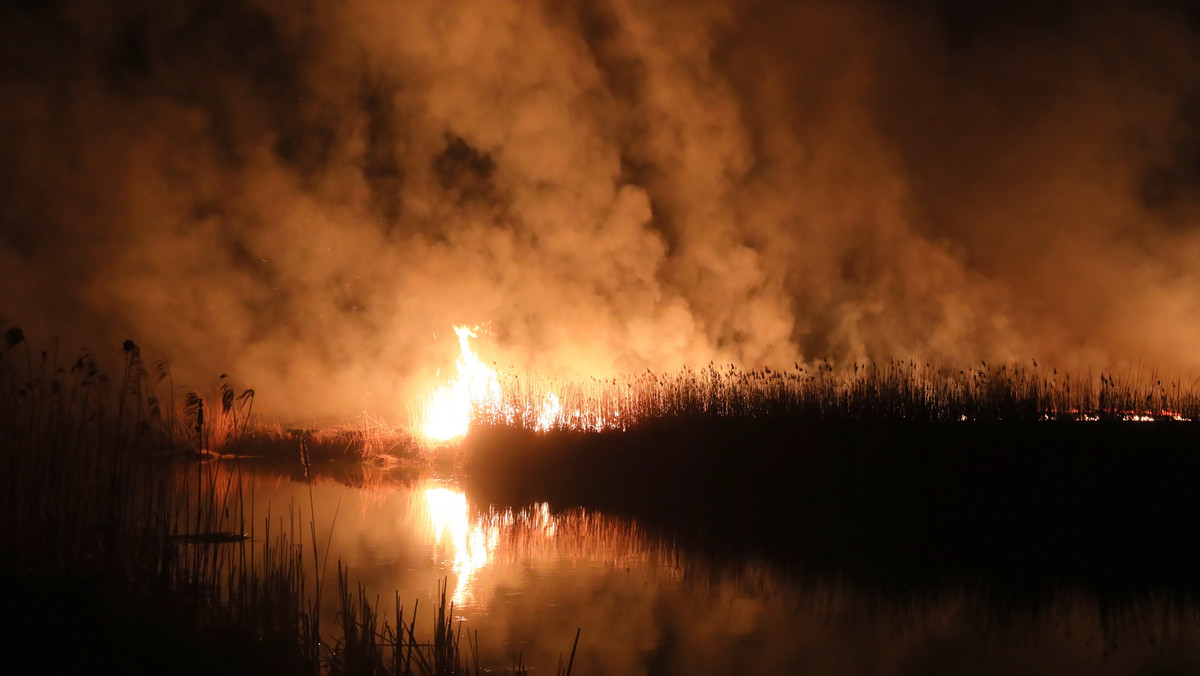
[225,461,1200,675]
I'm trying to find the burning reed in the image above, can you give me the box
[462,359,1200,601]
[469,360,1200,433]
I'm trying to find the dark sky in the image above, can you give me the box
[3,0,1199,420]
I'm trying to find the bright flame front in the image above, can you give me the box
[417,325,583,442]
[419,326,503,441]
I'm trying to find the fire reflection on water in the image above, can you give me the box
[419,485,677,609]
[423,487,495,606]
[200,463,1200,675]
[422,487,560,607]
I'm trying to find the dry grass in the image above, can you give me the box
[473,360,1200,432]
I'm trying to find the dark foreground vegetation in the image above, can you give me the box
[0,327,574,675]
[464,364,1200,602]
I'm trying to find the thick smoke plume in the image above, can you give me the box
[3,0,1200,421]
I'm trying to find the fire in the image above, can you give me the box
[419,326,503,441]
[418,325,571,441]
[414,339,1198,440]
[536,391,561,430]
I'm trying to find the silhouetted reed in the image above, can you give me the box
[0,326,509,675]
[464,361,1200,601]
[475,360,1199,431]
[225,418,421,468]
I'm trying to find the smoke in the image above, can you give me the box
[2,0,1199,421]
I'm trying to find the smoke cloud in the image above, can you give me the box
[3,0,1199,421]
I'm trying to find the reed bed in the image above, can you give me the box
[475,360,1200,432]
[0,326,537,675]
[464,359,1200,597]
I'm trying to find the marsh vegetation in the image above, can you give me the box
[0,327,571,675]
[4,323,1199,673]
[475,360,1200,432]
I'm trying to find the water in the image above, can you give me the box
[225,461,1200,675]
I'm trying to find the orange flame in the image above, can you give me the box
[418,326,573,441]
[419,326,503,441]
[535,391,561,430]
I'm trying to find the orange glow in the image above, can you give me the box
[535,391,561,430]
[422,486,564,607]
[416,326,592,442]
[423,486,497,606]
[415,338,1198,440]
[418,326,503,441]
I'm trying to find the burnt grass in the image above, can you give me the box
[463,418,1200,597]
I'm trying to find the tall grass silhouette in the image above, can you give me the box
[471,360,1198,432]
[0,326,570,675]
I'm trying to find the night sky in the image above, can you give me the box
[3,0,1200,420]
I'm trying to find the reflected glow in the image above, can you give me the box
[233,468,1198,675]
[422,487,580,606]
[424,487,497,605]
